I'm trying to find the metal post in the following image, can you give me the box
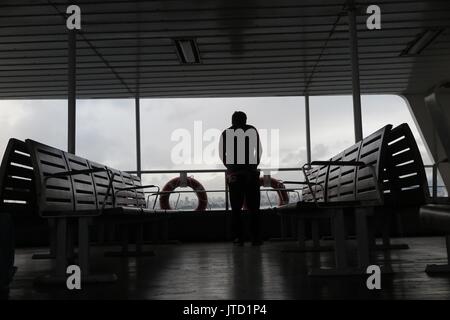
[348,2,363,142]
[135,96,142,178]
[305,95,312,166]
[78,217,90,278]
[55,218,67,277]
[63,24,77,279]
[68,29,76,154]
[432,163,438,199]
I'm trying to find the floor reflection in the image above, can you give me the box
[7,237,450,300]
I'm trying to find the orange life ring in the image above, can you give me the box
[261,177,290,206]
[242,177,289,208]
[159,176,208,211]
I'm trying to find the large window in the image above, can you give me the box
[310,95,355,160]
[361,95,432,164]
[361,95,446,196]
[310,94,432,164]
[76,99,136,171]
[140,97,306,209]
[0,100,67,156]
[2,95,441,208]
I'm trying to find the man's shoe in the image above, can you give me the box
[233,238,244,246]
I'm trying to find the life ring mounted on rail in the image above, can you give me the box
[260,177,290,206]
[242,177,289,209]
[159,176,208,211]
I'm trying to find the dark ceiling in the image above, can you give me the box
[0,0,449,99]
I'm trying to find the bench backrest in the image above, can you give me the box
[382,123,429,206]
[302,165,327,202]
[0,139,36,216]
[301,123,429,206]
[0,139,146,218]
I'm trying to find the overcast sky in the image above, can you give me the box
[0,95,433,195]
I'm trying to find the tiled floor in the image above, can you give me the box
[7,237,450,300]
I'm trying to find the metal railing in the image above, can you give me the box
[126,163,449,210]
[146,187,302,211]
[128,167,304,211]
[425,162,449,198]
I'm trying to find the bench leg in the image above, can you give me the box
[290,215,297,238]
[162,217,169,242]
[36,218,117,285]
[32,218,57,260]
[34,218,68,284]
[55,218,68,277]
[373,210,409,251]
[309,210,355,276]
[282,218,333,253]
[269,214,296,242]
[105,224,155,257]
[312,220,320,248]
[141,217,179,245]
[297,218,306,249]
[355,208,370,269]
[78,217,89,276]
[97,223,105,244]
[425,235,450,274]
[333,210,347,269]
[78,217,117,283]
[134,224,156,257]
[280,214,287,238]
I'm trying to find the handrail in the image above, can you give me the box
[127,167,303,175]
[45,167,116,215]
[146,187,302,210]
[302,163,320,205]
[127,163,447,209]
[44,167,108,180]
[150,187,301,194]
[432,158,449,199]
[115,184,160,209]
[130,167,306,211]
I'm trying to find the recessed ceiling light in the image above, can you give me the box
[174,39,201,64]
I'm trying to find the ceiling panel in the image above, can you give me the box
[0,0,449,99]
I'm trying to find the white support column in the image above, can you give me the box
[348,2,363,142]
[135,96,142,178]
[68,28,76,154]
[305,95,312,166]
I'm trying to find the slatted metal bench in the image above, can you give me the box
[277,123,429,275]
[0,138,171,283]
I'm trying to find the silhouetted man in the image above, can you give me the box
[219,111,263,246]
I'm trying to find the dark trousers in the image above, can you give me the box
[227,170,261,241]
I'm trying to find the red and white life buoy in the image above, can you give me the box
[242,177,289,208]
[260,177,290,206]
[159,176,208,211]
